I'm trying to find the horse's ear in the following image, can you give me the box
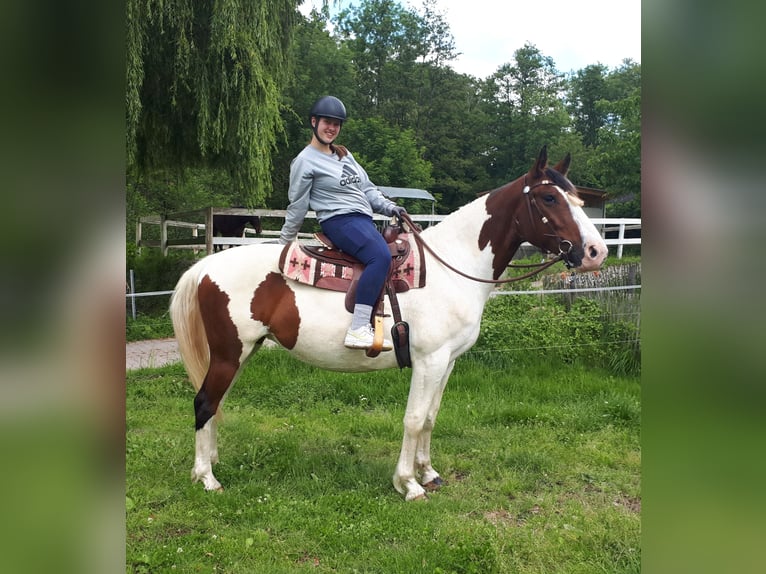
[553,153,571,176]
[530,145,548,178]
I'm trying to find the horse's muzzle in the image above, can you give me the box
[571,242,609,272]
[561,244,584,269]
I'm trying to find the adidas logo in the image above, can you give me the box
[340,164,361,186]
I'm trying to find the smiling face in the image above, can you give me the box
[311,116,342,145]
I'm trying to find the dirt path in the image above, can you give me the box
[126,338,181,370]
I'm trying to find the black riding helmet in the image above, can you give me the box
[309,96,347,144]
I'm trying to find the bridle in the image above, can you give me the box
[521,177,576,269]
[397,179,577,285]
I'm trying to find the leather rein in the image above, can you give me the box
[397,180,575,285]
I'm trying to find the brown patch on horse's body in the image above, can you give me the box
[195,275,243,430]
[250,272,300,350]
[478,183,523,279]
[199,275,242,362]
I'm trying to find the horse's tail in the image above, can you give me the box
[169,262,209,392]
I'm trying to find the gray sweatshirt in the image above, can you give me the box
[279,145,398,244]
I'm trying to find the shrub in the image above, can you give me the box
[126,314,175,342]
[475,293,639,375]
[604,319,641,375]
[126,249,198,316]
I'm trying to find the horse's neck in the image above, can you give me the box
[423,195,523,284]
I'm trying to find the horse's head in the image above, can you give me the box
[480,146,608,276]
[518,147,608,270]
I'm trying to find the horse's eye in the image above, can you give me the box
[543,194,556,205]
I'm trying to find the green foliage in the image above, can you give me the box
[127,250,197,315]
[127,249,196,290]
[341,117,433,188]
[126,167,236,243]
[127,0,640,239]
[604,320,642,376]
[334,0,456,122]
[567,64,610,147]
[126,0,298,206]
[475,293,639,376]
[126,314,175,342]
[479,44,570,183]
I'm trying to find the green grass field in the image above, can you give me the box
[127,351,640,573]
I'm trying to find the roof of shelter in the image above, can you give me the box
[379,186,436,202]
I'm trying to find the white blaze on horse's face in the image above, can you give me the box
[559,187,608,271]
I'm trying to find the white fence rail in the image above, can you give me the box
[126,278,641,319]
[136,209,641,259]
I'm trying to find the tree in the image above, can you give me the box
[340,117,433,190]
[481,44,570,183]
[587,61,642,217]
[418,69,494,212]
[126,0,298,208]
[592,85,641,215]
[567,64,609,147]
[334,0,436,126]
[269,7,358,209]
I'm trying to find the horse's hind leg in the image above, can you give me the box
[191,356,239,491]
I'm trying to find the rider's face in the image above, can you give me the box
[313,117,342,142]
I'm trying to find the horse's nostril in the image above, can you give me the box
[589,246,598,258]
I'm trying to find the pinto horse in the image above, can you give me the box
[170,147,608,501]
[212,213,263,251]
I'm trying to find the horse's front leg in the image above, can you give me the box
[393,354,451,501]
[416,360,455,491]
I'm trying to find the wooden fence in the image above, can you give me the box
[136,208,640,258]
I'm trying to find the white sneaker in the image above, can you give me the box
[344,324,393,351]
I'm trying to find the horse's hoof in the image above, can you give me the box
[404,488,429,502]
[424,476,444,491]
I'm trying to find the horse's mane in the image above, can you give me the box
[544,167,579,197]
[477,169,581,200]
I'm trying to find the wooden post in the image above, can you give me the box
[205,207,214,255]
[160,215,168,256]
[617,222,626,259]
[135,220,142,254]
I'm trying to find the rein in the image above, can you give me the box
[398,209,566,286]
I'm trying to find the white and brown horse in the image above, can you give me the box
[169,147,608,501]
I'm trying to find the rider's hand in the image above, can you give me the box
[391,206,407,218]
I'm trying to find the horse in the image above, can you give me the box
[212,213,263,251]
[169,147,609,501]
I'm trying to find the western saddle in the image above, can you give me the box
[278,223,425,366]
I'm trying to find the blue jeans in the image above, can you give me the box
[321,213,389,307]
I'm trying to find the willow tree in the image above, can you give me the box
[126,0,299,206]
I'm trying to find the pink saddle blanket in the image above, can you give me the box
[279,233,426,293]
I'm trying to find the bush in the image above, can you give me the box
[604,319,641,375]
[475,293,639,375]
[126,314,175,342]
[126,249,198,316]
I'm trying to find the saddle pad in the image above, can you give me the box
[281,241,355,286]
[390,234,426,288]
[279,234,426,290]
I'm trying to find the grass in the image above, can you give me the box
[126,313,175,342]
[127,351,640,573]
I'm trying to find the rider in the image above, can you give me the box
[278,96,407,350]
